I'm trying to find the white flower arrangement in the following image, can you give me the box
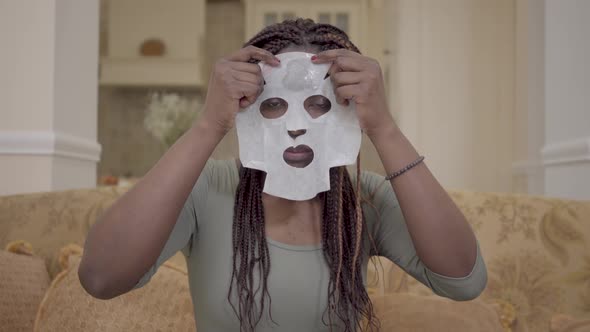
[144,92,202,148]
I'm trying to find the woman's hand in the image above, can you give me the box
[311,49,395,139]
[200,46,280,134]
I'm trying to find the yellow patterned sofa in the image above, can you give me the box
[367,191,590,332]
[1,186,589,331]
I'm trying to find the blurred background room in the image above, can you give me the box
[2,2,590,332]
[1,0,589,199]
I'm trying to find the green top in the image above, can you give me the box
[134,159,487,331]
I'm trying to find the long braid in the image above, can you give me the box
[352,155,363,286]
[335,167,344,299]
[228,167,276,331]
[229,18,379,332]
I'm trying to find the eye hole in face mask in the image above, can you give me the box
[260,98,288,119]
[304,95,332,119]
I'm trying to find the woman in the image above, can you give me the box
[79,19,487,331]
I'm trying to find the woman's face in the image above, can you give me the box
[235,50,361,200]
[268,44,324,168]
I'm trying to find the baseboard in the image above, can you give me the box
[541,137,590,166]
[0,131,102,162]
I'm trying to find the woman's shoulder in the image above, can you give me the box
[193,159,240,196]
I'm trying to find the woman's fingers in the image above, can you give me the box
[232,71,264,86]
[234,81,263,108]
[226,47,270,108]
[230,62,263,75]
[331,72,363,88]
[312,50,383,106]
[232,69,264,108]
[335,84,362,105]
[312,49,365,72]
[312,49,359,62]
[331,72,363,105]
[228,45,280,66]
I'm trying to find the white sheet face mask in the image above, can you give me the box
[236,52,361,201]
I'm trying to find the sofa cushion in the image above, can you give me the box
[0,187,129,278]
[367,191,590,332]
[551,314,590,332]
[370,293,504,331]
[33,245,195,332]
[0,243,51,331]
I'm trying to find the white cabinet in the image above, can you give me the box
[100,0,205,87]
[244,0,368,51]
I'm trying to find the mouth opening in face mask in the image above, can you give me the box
[283,145,314,168]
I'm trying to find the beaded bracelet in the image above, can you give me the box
[385,156,425,181]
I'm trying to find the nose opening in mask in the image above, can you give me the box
[287,129,307,139]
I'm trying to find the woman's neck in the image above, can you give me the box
[262,193,322,225]
[236,158,323,244]
[261,192,323,245]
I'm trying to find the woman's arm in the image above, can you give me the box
[78,120,225,299]
[79,46,279,299]
[313,49,478,279]
[369,123,477,278]
[359,170,486,301]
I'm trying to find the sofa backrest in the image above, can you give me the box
[0,186,130,277]
[2,187,590,331]
[368,190,590,332]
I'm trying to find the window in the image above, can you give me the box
[318,13,331,24]
[316,12,349,33]
[248,1,361,50]
[335,13,349,33]
[264,12,278,26]
[283,12,296,20]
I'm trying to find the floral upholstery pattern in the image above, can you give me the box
[550,314,590,332]
[0,187,186,279]
[368,191,590,332]
[34,249,195,332]
[368,293,503,331]
[0,248,51,331]
[1,187,590,332]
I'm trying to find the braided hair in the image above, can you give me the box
[228,18,379,332]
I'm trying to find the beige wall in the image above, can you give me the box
[393,0,516,192]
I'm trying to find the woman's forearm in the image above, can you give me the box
[79,118,225,299]
[79,45,277,299]
[369,122,477,278]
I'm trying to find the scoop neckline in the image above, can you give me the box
[265,236,323,251]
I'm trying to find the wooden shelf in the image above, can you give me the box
[99,57,204,87]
